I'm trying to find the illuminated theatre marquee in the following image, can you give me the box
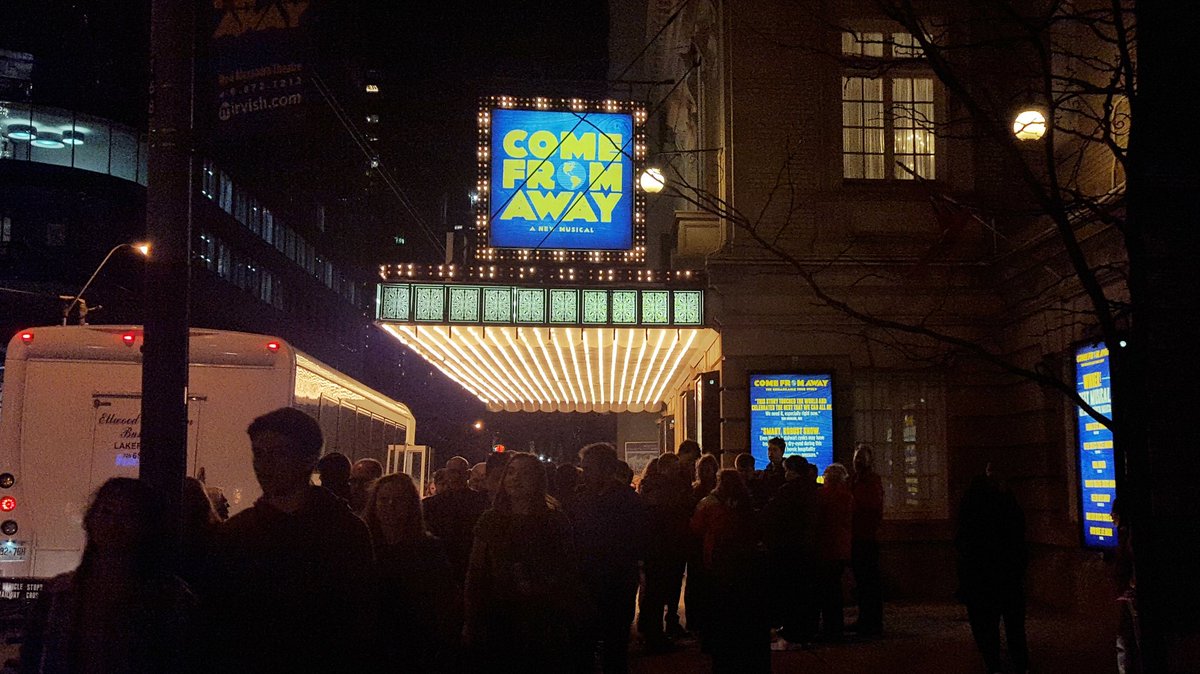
[477,96,647,264]
[376,283,716,414]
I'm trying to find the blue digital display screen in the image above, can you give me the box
[1076,342,1117,549]
[489,108,633,250]
[749,374,834,474]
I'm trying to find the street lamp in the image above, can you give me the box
[639,167,666,193]
[1012,110,1047,141]
[62,242,151,325]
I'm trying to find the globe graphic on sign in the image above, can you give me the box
[556,161,587,191]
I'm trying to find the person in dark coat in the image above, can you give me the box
[850,443,886,636]
[349,457,384,515]
[366,472,462,673]
[179,476,220,593]
[20,478,196,674]
[734,451,770,511]
[956,463,1030,674]
[463,452,583,673]
[569,442,647,673]
[649,452,692,641]
[551,463,582,513]
[637,458,675,650]
[206,408,376,672]
[316,450,353,504]
[762,454,819,644]
[690,470,771,673]
[423,465,489,583]
[760,437,788,499]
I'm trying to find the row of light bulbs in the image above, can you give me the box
[381,324,702,413]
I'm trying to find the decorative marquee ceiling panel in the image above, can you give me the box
[379,323,720,414]
[377,283,704,328]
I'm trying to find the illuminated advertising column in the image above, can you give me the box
[748,374,834,474]
[1076,342,1117,548]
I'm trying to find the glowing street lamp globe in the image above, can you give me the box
[639,167,665,193]
[1013,110,1047,141]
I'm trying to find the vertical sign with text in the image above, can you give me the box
[1076,342,1117,549]
[209,1,312,137]
[749,374,834,474]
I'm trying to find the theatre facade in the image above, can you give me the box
[378,0,1127,611]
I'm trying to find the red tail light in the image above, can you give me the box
[19,331,33,344]
[0,496,15,512]
[266,341,281,353]
[121,332,137,346]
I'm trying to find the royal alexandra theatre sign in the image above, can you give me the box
[476,97,648,264]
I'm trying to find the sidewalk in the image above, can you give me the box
[631,603,1116,673]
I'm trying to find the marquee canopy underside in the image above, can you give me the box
[380,323,720,413]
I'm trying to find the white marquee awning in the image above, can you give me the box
[380,323,720,413]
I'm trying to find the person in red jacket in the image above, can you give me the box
[850,443,885,636]
[815,462,854,639]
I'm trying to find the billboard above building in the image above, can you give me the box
[477,97,647,264]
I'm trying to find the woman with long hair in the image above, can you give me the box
[363,472,461,672]
[20,478,195,674]
[463,452,583,672]
[692,454,719,508]
[690,469,771,673]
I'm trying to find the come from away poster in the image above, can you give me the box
[749,374,834,474]
[489,109,633,250]
[1076,342,1117,549]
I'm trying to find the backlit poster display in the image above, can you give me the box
[1076,342,1117,549]
[489,108,633,250]
[749,374,834,474]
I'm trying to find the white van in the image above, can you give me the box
[0,325,425,582]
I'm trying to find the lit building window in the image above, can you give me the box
[842,30,936,180]
[366,114,380,123]
[365,84,380,93]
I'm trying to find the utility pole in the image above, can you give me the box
[142,0,194,564]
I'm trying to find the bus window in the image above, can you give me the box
[318,395,340,454]
[339,404,358,457]
[370,416,386,465]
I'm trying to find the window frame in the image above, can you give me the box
[852,372,949,520]
[839,28,942,183]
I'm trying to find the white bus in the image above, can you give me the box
[0,325,425,582]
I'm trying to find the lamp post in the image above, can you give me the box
[62,242,151,325]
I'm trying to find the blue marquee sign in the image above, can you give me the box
[489,108,634,251]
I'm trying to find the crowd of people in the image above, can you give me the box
[14,407,955,674]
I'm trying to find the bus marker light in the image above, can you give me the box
[0,474,13,489]
[266,341,281,353]
[0,497,15,512]
[19,332,33,344]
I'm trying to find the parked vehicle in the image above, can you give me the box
[0,325,424,581]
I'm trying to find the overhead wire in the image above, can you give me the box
[310,72,447,256]
[523,58,700,251]
[485,0,697,252]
